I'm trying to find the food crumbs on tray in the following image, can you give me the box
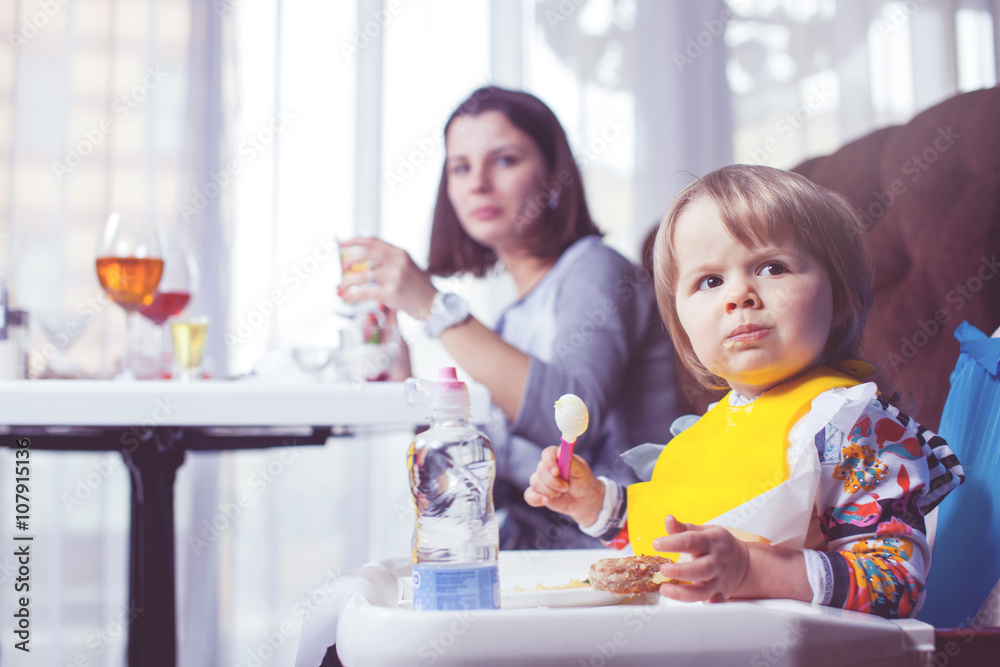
[504,579,590,593]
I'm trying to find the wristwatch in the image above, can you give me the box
[423,292,470,338]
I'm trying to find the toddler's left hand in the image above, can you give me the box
[652,516,750,603]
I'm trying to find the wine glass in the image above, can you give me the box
[139,231,197,377]
[334,304,400,383]
[14,236,95,377]
[291,346,334,381]
[95,212,164,380]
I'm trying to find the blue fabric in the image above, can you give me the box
[918,321,1000,627]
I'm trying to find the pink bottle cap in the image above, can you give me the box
[437,367,465,390]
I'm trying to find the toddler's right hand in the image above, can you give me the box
[524,446,605,528]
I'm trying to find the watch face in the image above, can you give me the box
[425,292,469,338]
[441,292,459,313]
[443,293,469,320]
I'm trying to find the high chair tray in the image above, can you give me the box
[334,549,935,666]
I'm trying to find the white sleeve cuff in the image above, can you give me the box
[579,476,622,537]
[803,549,834,606]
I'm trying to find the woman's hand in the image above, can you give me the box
[338,238,531,421]
[651,516,751,603]
[524,446,605,528]
[338,237,438,320]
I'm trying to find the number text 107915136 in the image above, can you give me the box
[12,437,32,652]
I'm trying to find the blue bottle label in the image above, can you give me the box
[412,563,500,611]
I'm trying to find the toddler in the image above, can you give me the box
[525,165,964,618]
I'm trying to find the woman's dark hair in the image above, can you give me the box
[427,86,601,277]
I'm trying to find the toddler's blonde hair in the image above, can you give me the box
[654,164,874,390]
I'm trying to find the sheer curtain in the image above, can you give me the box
[2,1,998,666]
[528,0,736,257]
[0,0,233,665]
[725,0,998,168]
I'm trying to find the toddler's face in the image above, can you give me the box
[673,197,834,398]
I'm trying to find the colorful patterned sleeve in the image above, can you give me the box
[813,397,964,618]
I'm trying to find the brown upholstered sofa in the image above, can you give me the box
[790,86,1000,431]
[663,87,1000,431]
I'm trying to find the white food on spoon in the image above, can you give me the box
[554,394,589,442]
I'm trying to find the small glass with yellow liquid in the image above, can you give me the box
[337,237,378,297]
[170,317,209,381]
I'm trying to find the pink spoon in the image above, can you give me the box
[554,394,589,480]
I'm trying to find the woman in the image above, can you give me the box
[339,86,684,549]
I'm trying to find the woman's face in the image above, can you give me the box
[444,110,552,253]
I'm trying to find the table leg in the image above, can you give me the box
[123,429,186,667]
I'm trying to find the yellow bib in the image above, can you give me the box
[627,364,863,557]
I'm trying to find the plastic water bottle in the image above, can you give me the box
[405,367,500,611]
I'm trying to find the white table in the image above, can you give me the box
[0,378,491,427]
[0,379,490,667]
